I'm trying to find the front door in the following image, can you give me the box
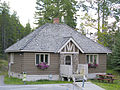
[63,55,72,75]
[65,55,72,65]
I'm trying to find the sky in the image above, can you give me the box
[1,0,36,28]
[1,0,92,29]
[1,0,118,31]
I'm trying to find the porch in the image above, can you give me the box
[60,64,88,81]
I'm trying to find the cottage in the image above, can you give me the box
[5,18,111,81]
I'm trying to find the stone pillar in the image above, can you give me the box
[72,54,79,74]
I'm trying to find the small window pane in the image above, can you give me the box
[87,55,89,63]
[94,55,97,64]
[65,56,71,65]
[40,54,44,62]
[45,54,48,64]
[90,55,93,63]
[36,54,39,64]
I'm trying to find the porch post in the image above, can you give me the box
[72,54,79,74]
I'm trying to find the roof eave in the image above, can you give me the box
[5,50,56,53]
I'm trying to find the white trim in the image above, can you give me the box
[58,38,84,53]
[21,50,54,52]
[10,53,14,64]
[86,54,99,64]
[60,52,79,54]
[35,53,50,65]
[6,50,55,53]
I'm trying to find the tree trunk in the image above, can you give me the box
[102,0,105,32]
[98,1,100,32]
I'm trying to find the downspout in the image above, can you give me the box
[8,62,11,77]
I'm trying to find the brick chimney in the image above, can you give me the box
[53,18,59,24]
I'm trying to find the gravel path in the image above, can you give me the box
[0,75,5,86]
[0,77,105,90]
[75,82,105,90]
[0,84,80,90]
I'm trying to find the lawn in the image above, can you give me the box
[4,75,72,85]
[90,70,120,90]
[0,59,8,75]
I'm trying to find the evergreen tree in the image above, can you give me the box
[0,1,32,58]
[111,31,120,71]
[24,22,32,36]
[0,1,10,58]
[35,0,78,28]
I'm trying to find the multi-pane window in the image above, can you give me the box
[35,54,50,65]
[86,54,98,64]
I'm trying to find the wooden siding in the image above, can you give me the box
[10,52,106,75]
[11,53,23,73]
[23,53,60,75]
[79,53,86,64]
[88,54,106,73]
[79,53,106,73]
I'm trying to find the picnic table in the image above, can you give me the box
[96,74,114,83]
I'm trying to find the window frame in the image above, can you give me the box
[86,54,99,64]
[35,53,50,65]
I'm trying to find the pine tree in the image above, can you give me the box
[111,31,120,71]
[0,1,31,58]
[24,22,32,36]
[0,1,10,58]
[35,0,78,28]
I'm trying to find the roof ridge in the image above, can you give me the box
[20,23,49,50]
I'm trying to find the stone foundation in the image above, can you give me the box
[9,72,59,81]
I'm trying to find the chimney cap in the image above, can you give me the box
[53,18,59,24]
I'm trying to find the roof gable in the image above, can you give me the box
[58,37,84,53]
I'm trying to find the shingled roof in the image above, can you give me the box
[5,23,111,53]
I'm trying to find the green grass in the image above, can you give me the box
[4,75,72,85]
[0,59,8,69]
[0,59,8,75]
[90,70,120,90]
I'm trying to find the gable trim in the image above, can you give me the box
[58,38,84,53]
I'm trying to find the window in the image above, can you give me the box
[10,53,14,63]
[86,54,98,64]
[36,54,39,64]
[35,53,50,65]
[65,56,71,65]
